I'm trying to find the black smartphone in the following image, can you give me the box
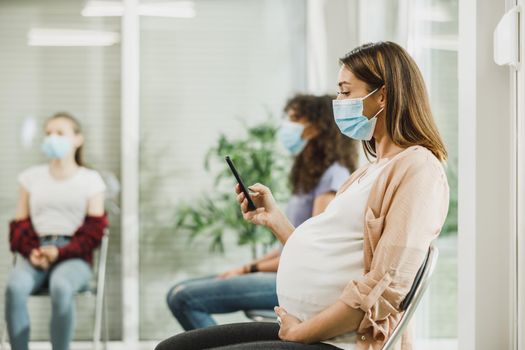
[225,156,257,211]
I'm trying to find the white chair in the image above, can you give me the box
[0,229,110,350]
[381,243,439,350]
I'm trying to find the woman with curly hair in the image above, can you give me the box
[165,94,358,331]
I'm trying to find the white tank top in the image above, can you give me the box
[276,158,391,350]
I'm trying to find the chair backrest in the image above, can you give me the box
[90,229,110,293]
[381,243,439,350]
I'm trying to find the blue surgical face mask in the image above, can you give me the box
[41,135,73,159]
[278,120,308,155]
[332,88,384,141]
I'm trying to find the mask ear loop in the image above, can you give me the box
[371,107,384,119]
[301,123,314,143]
[366,85,385,118]
[363,84,387,100]
[362,87,379,100]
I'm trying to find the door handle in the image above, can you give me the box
[494,5,521,70]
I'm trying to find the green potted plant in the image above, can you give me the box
[174,119,290,258]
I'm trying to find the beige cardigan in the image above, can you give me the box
[336,145,449,350]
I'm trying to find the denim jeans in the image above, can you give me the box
[167,273,278,330]
[4,236,92,350]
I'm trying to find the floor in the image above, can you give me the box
[0,339,458,350]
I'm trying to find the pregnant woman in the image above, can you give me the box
[156,41,450,350]
[166,94,357,331]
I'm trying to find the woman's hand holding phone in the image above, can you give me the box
[235,183,295,244]
[236,183,275,226]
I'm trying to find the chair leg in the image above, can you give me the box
[93,287,103,350]
[1,321,7,350]
[103,289,108,350]
[94,234,109,350]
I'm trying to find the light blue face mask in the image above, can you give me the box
[332,88,384,141]
[278,120,308,155]
[41,135,73,159]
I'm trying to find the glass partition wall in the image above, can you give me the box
[0,0,458,346]
[0,0,122,341]
[138,0,307,339]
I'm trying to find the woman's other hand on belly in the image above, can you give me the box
[275,306,305,343]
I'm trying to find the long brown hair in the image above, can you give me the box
[46,112,84,166]
[284,94,359,194]
[339,41,447,161]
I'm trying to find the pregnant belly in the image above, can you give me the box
[276,234,364,321]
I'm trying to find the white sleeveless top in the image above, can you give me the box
[276,158,392,349]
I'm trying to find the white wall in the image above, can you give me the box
[306,0,359,94]
[458,0,513,349]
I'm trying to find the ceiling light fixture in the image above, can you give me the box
[28,28,120,46]
[81,1,195,18]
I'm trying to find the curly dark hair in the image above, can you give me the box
[284,94,359,194]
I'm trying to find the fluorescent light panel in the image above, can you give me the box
[28,28,120,46]
[82,1,195,18]
[81,1,123,16]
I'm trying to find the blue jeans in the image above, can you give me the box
[4,236,92,350]
[167,273,278,330]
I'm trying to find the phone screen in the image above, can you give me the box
[225,156,257,211]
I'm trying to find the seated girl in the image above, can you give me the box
[6,112,108,350]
